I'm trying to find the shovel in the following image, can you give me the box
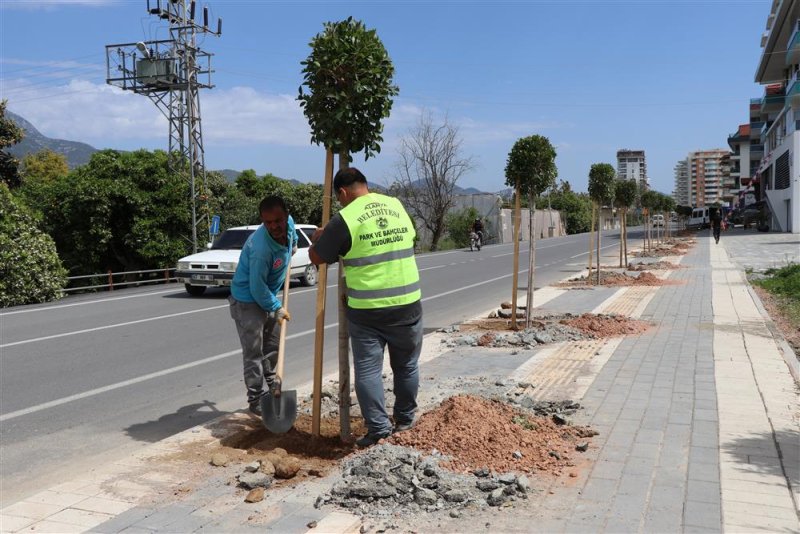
[260,271,297,433]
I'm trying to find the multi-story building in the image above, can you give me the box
[753,0,800,233]
[726,124,751,204]
[673,159,690,207]
[686,150,731,207]
[616,149,648,191]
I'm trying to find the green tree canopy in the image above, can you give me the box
[614,179,638,209]
[504,135,557,197]
[0,182,66,307]
[547,181,592,234]
[42,149,191,275]
[298,16,398,159]
[0,100,24,189]
[640,190,660,211]
[587,163,616,205]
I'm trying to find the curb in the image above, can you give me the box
[744,282,800,385]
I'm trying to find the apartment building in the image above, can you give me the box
[685,150,732,207]
[616,149,649,191]
[752,0,800,233]
[673,159,690,206]
[726,124,752,204]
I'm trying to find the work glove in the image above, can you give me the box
[275,307,291,323]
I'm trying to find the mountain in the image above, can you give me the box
[5,111,98,168]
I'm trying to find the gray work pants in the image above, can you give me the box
[228,296,280,405]
[348,317,423,436]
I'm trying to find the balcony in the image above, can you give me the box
[760,84,786,115]
[789,70,800,110]
[787,20,800,65]
[763,105,790,153]
[751,144,765,158]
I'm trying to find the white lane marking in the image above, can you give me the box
[0,324,338,422]
[1,305,229,349]
[418,265,445,272]
[0,288,184,317]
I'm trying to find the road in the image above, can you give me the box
[0,228,632,505]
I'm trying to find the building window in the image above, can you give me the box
[775,152,790,190]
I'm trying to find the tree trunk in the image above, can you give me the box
[596,206,602,285]
[526,193,536,329]
[312,149,335,437]
[623,209,628,267]
[588,202,595,280]
[337,151,351,441]
[510,181,521,330]
[619,208,624,268]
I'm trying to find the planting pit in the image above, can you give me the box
[628,261,684,271]
[558,270,678,287]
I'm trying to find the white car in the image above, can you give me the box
[176,224,318,296]
[652,214,665,227]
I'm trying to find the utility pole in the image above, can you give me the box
[105,0,222,252]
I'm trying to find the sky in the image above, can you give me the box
[0,0,770,194]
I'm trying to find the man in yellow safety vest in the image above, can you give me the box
[309,168,422,448]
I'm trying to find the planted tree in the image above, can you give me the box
[640,190,659,252]
[614,179,638,267]
[298,16,398,437]
[505,135,557,328]
[392,112,473,251]
[588,163,616,284]
[662,194,676,241]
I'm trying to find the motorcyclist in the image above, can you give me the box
[471,218,484,245]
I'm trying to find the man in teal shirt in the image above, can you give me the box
[229,196,295,416]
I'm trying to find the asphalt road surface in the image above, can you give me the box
[0,228,635,505]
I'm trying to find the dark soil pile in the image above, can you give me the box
[561,313,651,338]
[390,395,596,474]
[628,261,683,271]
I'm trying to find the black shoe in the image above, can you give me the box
[393,420,415,433]
[248,401,262,417]
[356,431,391,448]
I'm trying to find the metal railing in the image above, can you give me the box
[63,267,177,294]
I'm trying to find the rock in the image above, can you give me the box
[350,477,398,499]
[552,413,568,425]
[449,510,462,518]
[548,451,561,461]
[534,332,552,344]
[244,487,265,503]
[472,468,490,478]
[260,460,276,476]
[244,461,260,473]
[272,447,288,457]
[307,520,318,529]
[498,473,517,485]
[576,442,589,452]
[497,309,512,319]
[264,452,283,466]
[488,310,498,318]
[360,526,368,534]
[414,487,438,506]
[516,475,530,493]
[519,382,532,389]
[487,488,507,506]
[443,489,467,503]
[309,468,324,477]
[512,451,523,460]
[238,472,272,489]
[494,380,505,387]
[275,457,301,479]
[423,466,438,477]
[476,479,500,492]
[210,453,229,467]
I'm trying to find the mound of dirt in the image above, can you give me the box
[390,395,596,474]
[559,270,674,287]
[561,313,651,338]
[628,261,683,271]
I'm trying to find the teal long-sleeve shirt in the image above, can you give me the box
[230,216,296,312]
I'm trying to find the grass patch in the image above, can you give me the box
[753,263,800,325]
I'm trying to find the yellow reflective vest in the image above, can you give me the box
[339,193,421,309]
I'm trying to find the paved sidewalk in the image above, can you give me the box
[1,233,797,533]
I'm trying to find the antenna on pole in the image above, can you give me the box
[105,0,222,253]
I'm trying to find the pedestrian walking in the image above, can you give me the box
[229,196,295,416]
[712,209,722,244]
[309,168,423,448]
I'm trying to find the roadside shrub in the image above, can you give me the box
[0,183,67,307]
[756,263,800,302]
[445,207,479,248]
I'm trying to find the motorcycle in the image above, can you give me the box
[469,231,482,251]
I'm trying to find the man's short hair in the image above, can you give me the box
[333,168,367,192]
[259,195,288,214]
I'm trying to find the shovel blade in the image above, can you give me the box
[260,390,297,434]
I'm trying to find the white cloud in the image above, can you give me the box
[1,0,115,9]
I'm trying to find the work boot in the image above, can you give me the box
[393,418,416,433]
[248,401,262,417]
[356,431,391,448]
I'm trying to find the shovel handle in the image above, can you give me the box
[275,267,291,391]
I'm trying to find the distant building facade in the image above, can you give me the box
[726,124,751,204]
[684,149,732,207]
[673,159,690,206]
[616,149,648,191]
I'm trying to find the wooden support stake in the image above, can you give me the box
[510,181,521,330]
[311,149,334,436]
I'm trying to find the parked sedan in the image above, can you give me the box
[176,224,318,296]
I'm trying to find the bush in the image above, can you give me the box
[757,263,800,301]
[445,207,479,248]
[0,183,67,307]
